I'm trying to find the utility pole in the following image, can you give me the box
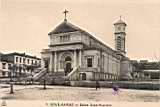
[43,68,48,90]
[10,77,14,94]
[43,77,46,90]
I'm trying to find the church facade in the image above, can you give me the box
[41,13,132,82]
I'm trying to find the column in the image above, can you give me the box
[54,51,57,72]
[49,52,53,72]
[107,54,109,73]
[74,50,77,68]
[79,50,82,67]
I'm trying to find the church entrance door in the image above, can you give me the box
[64,56,72,76]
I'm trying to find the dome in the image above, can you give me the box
[114,18,127,26]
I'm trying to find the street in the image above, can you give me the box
[0,84,160,102]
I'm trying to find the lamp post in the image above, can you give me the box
[10,79,14,94]
[43,68,48,90]
[43,77,46,90]
[43,60,49,90]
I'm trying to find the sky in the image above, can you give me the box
[0,0,160,61]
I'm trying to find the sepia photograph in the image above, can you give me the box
[0,0,160,107]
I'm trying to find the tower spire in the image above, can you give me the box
[114,16,127,55]
[63,9,69,21]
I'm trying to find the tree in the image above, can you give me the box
[8,64,17,94]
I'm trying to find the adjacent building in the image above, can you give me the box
[0,52,41,78]
[0,53,11,77]
[131,60,160,79]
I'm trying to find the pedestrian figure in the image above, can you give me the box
[96,80,100,90]
[112,85,119,95]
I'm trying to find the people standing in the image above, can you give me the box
[112,85,119,95]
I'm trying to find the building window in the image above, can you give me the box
[2,71,6,76]
[20,57,22,63]
[8,64,11,69]
[39,61,41,65]
[87,58,93,67]
[35,61,37,65]
[16,57,18,62]
[123,27,125,31]
[23,58,25,64]
[60,35,70,42]
[60,36,63,42]
[27,59,30,64]
[31,60,33,65]
[2,63,6,69]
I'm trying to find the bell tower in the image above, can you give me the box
[114,16,127,55]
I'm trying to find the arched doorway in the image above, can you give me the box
[64,56,72,75]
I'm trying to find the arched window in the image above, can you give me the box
[65,56,71,61]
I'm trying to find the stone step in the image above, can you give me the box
[37,71,71,85]
[53,78,66,85]
[50,72,65,77]
[39,77,69,85]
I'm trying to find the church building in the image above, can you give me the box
[41,10,132,83]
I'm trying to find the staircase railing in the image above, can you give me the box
[33,68,47,81]
[67,67,79,80]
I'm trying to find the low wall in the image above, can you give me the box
[70,81,160,90]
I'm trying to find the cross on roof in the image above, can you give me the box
[63,9,69,21]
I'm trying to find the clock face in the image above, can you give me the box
[118,26,121,30]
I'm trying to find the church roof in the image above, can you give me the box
[48,20,82,35]
[48,19,119,57]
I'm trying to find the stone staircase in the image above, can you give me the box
[67,67,79,80]
[33,68,47,81]
[36,67,79,85]
[51,72,66,85]
[38,72,68,85]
